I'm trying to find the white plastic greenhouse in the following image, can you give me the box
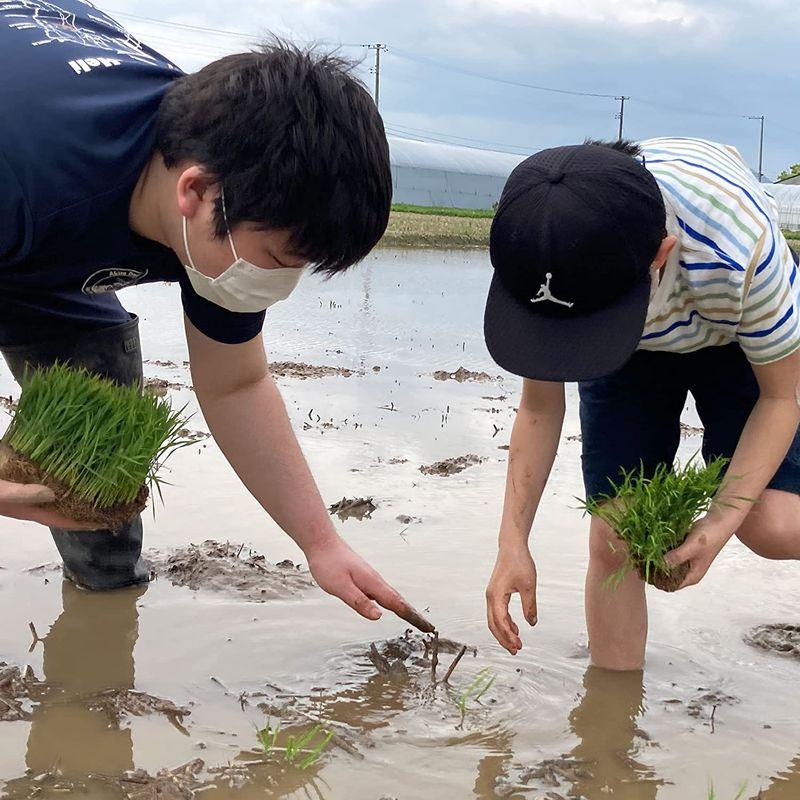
[388,135,526,210]
[769,185,800,232]
[386,135,800,229]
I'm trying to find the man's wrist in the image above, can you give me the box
[299,521,343,556]
[694,512,737,543]
[497,533,531,554]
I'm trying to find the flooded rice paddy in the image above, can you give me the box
[0,249,797,799]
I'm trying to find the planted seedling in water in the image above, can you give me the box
[580,456,733,592]
[455,668,496,728]
[0,364,190,528]
[256,721,334,770]
[707,781,747,800]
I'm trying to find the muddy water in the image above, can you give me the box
[0,248,798,800]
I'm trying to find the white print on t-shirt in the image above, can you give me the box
[82,267,148,295]
[1,0,179,72]
[68,55,120,74]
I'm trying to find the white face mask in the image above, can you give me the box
[182,190,303,313]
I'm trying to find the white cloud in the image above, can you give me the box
[106,0,800,179]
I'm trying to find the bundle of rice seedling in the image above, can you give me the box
[581,457,729,592]
[0,364,190,528]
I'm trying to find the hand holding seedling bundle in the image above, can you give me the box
[581,457,729,592]
[0,364,190,529]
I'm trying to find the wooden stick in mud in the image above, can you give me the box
[28,622,43,653]
[394,603,436,634]
[442,645,468,684]
[430,632,439,682]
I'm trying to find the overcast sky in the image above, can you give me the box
[106,0,800,180]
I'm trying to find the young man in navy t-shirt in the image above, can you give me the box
[0,1,422,629]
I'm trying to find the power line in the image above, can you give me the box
[385,127,531,155]
[386,123,534,153]
[105,9,262,40]
[389,47,619,99]
[770,120,800,139]
[389,46,772,124]
[139,32,238,56]
[105,8,363,48]
[627,95,749,120]
[103,8,800,170]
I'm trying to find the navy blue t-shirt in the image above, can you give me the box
[0,0,266,346]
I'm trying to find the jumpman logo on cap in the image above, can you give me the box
[530,273,574,308]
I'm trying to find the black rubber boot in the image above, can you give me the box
[0,315,151,590]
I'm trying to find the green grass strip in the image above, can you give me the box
[392,203,495,218]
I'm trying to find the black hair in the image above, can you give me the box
[156,39,391,274]
[583,138,643,158]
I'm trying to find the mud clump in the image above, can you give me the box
[680,422,704,437]
[0,446,148,529]
[637,560,689,592]
[745,624,800,660]
[143,376,190,396]
[432,367,496,383]
[420,454,485,476]
[367,632,476,676]
[178,427,210,442]
[662,686,739,728]
[0,663,47,722]
[3,758,248,799]
[0,395,17,412]
[518,756,594,790]
[117,759,207,800]
[143,359,180,368]
[686,688,738,719]
[88,689,191,733]
[270,361,357,380]
[148,540,315,602]
[328,496,377,521]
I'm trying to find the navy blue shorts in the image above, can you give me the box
[578,342,800,500]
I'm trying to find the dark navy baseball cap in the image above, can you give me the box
[484,143,666,382]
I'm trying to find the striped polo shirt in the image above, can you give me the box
[638,137,799,364]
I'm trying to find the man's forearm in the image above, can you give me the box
[196,373,338,553]
[708,396,800,535]
[498,392,564,550]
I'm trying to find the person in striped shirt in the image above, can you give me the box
[482,137,800,670]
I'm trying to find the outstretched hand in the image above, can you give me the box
[486,545,538,655]
[306,536,435,633]
[0,477,96,530]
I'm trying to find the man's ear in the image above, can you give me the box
[652,234,678,270]
[176,165,216,220]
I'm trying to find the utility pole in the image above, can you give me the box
[366,43,388,110]
[747,114,766,182]
[615,96,629,140]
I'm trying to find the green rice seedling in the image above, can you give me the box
[256,721,334,770]
[455,668,497,727]
[707,780,746,799]
[0,363,190,525]
[580,456,731,592]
